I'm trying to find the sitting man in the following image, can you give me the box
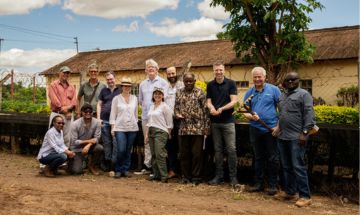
[69,103,103,175]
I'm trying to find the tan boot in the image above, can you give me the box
[274,191,298,201]
[44,165,55,177]
[295,198,312,207]
[88,157,99,176]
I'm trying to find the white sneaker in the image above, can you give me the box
[134,169,151,175]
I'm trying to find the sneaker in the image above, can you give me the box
[134,168,152,175]
[274,191,298,201]
[295,198,312,207]
[179,178,190,184]
[109,171,115,177]
[266,187,278,196]
[248,184,264,192]
[230,177,239,186]
[168,170,176,178]
[114,172,122,178]
[208,176,224,185]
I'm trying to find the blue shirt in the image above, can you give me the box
[98,87,121,121]
[244,83,281,133]
[139,76,168,120]
[206,77,237,123]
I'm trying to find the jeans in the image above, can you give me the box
[114,131,137,173]
[148,127,168,180]
[39,152,67,170]
[249,126,279,187]
[101,121,116,162]
[278,139,311,199]
[211,123,237,179]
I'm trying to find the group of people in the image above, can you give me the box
[37,59,316,208]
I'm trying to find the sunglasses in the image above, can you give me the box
[83,110,93,114]
[284,78,299,82]
[56,122,65,125]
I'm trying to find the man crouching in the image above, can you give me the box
[69,103,103,175]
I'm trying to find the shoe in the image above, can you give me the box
[248,184,264,192]
[168,170,176,178]
[161,178,168,183]
[192,178,201,186]
[134,168,152,175]
[122,172,131,178]
[179,178,190,184]
[44,165,55,177]
[230,177,239,186]
[266,187,277,196]
[114,172,122,178]
[89,165,100,176]
[295,198,312,207]
[147,176,160,181]
[274,191,298,201]
[109,171,115,177]
[208,176,224,185]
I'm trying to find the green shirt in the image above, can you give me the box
[78,80,106,112]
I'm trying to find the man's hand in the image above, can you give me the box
[144,134,149,145]
[272,126,280,137]
[299,133,309,146]
[82,144,91,156]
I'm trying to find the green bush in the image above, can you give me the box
[314,105,358,126]
[1,100,50,113]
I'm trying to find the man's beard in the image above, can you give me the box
[167,76,177,84]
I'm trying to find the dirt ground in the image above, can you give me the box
[0,152,358,215]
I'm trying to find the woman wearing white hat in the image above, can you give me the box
[109,77,139,178]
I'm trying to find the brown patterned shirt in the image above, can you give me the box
[175,87,210,135]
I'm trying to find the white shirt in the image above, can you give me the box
[165,81,184,112]
[37,127,66,160]
[139,76,168,120]
[146,102,173,133]
[110,94,139,132]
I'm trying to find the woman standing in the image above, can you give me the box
[37,115,75,177]
[110,77,139,178]
[145,87,173,183]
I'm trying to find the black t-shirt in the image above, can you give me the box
[206,77,237,123]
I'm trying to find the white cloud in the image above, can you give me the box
[65,13,74,21]
[197,0,229,20]
[0,48,76,73]
[112,21,139,32]
[63,0,179,19]
[0,0,60,15]
[146,17,224,42]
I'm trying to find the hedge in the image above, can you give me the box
[314,105,358,126]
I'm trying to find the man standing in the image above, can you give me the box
[97,71,121,171]
[243,67,280,195]
[165,66,184,178]
[175,73,209,185]
[137,59,168,174]
[76,62,106,118]
[48,66,77,147]
[273,72,315,207]
[206,62,239,186]
[69,104,103,175]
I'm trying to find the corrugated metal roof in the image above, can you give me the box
[40,25,359,75]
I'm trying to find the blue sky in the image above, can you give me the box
[0,0,358,74]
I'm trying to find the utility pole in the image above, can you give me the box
[74,37,79,53]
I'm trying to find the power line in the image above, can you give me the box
[0,23,73,39]
[5,38,74,44]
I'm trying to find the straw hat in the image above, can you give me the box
[120,77,133,86]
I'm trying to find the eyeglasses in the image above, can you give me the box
[284,78,299,82]
[56,122,65,125]
[83,110,92,114]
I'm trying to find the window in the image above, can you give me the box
[236,81,249,89]
[131,84,139,97]
[300,79,312,94]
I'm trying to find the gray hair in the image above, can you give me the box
[251,67,266,76]
[105,71,115,78]
[145,59,159,70]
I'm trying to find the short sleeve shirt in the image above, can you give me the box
[98,87,122,121]
[206,77,237,123]
[78,81,106,111]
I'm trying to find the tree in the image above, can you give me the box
[212,0,323,84]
